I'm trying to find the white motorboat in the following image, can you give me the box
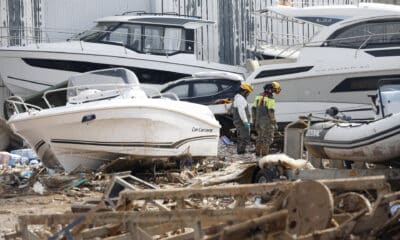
[0,12,247,98]
[304,78,400,164]
[7,68,220,172]
[247,3,400,123]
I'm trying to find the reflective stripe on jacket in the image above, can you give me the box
[253,95,275,110]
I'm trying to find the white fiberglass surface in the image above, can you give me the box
[66,68,140,101]
[380,83,400,116]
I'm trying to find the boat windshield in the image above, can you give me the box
[66,68,140,101]
[76,22,119,42]
[325,20,400,49]
[379,83,400,116]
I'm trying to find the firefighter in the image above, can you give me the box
[232,82,254,154]
[253,81,281,156]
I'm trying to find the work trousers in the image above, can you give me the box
[255,110,274,145]
[234,122,250,154]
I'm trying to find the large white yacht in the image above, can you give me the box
[0,12,247,98]
[247,3,400,123]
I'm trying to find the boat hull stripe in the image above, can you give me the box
[306,125,400,149]
[51,135,219,149]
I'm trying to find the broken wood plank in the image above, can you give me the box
[17,208,274,227]
[319,176,389,192]
[119,182,293,203]
[118,176,388,206]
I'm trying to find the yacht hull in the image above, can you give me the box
[0,42,246,97]
[304,113,400,163]
[8,99,220,172]
[249,67,400,123]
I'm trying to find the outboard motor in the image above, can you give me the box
[325,106,351,121]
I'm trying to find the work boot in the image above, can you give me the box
[262,144,270,156]
[255,142,262,157]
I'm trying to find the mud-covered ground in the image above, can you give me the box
[0,142,252,238]
[0,192,103,238]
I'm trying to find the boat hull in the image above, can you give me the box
[247,46,400,123]
[304,113,400,163]
[8,99,220,172]
[0,42,247,97]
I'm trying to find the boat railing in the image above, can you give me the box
[0,26,213,59]
[40,83,179,108]
[255,38,304,59]
[256,31,311,46]
[274,0,372,7]
[6,96,43,115]
[0,26,84,47]
[122,11,202,20]
[254,30,400,59]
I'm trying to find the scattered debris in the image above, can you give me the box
[259,153,315,170]
[1,143,400,239]
[3,174,400,239]
[32,182,45,195]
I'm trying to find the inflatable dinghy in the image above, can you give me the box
[304,78,400,164]
[304,114,400,163]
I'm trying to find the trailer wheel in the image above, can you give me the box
[254,166,279,183]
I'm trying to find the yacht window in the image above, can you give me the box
[166,84,189,98]
[185,29,194,53]
[127,25,142,51]
[164,27,184,54]
[104,26,129,45]
[193,83,219,97]
[78,22,119,42]
[326,20,400,49]
[98,24,142,48]
[144,26,164,54]
[331,76,379,92]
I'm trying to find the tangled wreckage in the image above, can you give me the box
[3,169,400,240]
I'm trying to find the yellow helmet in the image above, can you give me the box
[272,81,281,94]
[240,82,254,93]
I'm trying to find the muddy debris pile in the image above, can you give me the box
[3,167,400,240]
[1,143,400,239]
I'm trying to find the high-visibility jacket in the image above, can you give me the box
[253,94,275,110]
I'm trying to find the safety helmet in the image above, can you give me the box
[263,81,281,94]
[240,82,254,93]
[272,81,281,94]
